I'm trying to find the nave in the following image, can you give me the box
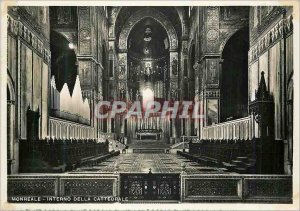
[5,5,294,204]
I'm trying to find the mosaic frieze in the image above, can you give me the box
[249,14,292,63]
[7,15,51,64]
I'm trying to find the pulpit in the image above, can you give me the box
[249,72,283,174]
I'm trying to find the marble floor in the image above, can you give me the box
[73,153,229,174]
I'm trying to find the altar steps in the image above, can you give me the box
[127,139,171,153]
[132,148,167,153]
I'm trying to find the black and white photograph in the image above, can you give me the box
[0,1,299,210]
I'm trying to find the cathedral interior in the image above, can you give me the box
[6,6,294,203]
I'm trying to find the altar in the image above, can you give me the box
[136,129,161,140]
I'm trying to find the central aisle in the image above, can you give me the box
[128,139,171,148]
[73,153,229,174]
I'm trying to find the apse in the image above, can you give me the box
[127,17,169,101]
[128,17,169,59]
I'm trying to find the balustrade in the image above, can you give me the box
[180,136,199,143]
[7,174,292,203]
[49,117,95,139]
[202,115,256,140]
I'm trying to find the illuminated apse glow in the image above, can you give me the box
[142,87,154,108]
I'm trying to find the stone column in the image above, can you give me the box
[77,6,99,138]
[169,52,179,139]
[201,7,221,126]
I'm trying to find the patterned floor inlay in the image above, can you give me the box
[74,153,229,174]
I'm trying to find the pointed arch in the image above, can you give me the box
[7,71,16,174]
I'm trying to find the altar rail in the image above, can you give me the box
[7,174,292,203]
[202,115,256,140]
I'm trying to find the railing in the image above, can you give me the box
[98,133,127,151]
[181,174,292,203]
[170,136,199,149]
[120,173,180,200]
[201,115,256,140]
[180,136,199,143]
[109,139,127,152]
[7,174,292,203]
[99,132,116,140]
[8,174,119,202]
